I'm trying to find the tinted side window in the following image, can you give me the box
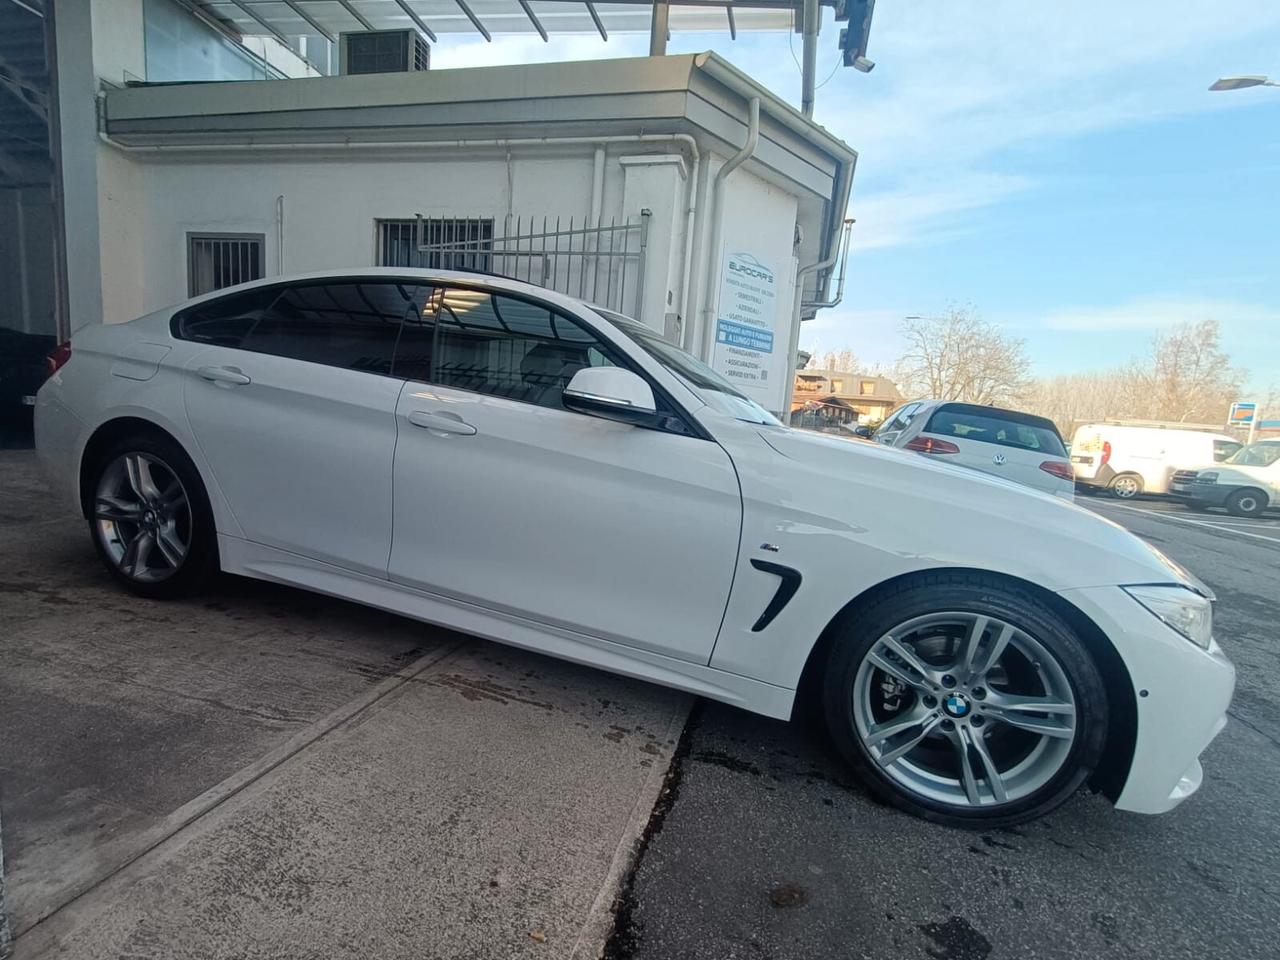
[877,402,921,437]
[1213,440,1242,462]
[173,286,281,347]
[240,281,422,375]
[425,288,617,409]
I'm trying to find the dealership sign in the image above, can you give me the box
[1228,401,1257,426]
[710,250,784,411]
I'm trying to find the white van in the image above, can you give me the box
[1070,423,1241,498]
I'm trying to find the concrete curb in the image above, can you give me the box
[567,694,694,960]
[13,639,467,944]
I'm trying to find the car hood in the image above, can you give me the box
[750,426,1209,596]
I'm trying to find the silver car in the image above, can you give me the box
[875,400,1075,499]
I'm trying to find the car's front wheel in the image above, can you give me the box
[823,574,1108,827]
[1225,488,1267,518]
[86,433,216,598]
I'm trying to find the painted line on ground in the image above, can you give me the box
[1095,501,1280,544]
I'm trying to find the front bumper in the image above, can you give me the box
[1059,584,1235,814]
[1169,481,1235,508]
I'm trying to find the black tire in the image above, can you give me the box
[1225,488,1267,518]
[822,572,1108,828]
[1109,473,1143,499]
[83,431,217,599]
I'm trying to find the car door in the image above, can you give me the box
[179,279,422,577]
[387,285,742,664]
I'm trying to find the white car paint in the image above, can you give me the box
[35,267,1234,817]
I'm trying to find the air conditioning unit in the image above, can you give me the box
[339,29,430,76]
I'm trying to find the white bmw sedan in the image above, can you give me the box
[35,269,1233,827]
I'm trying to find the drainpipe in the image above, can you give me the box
[782,219,852,419]
[800,0,819,119]
[275,195,285,274]
[698,96,760,361]
[800,217,853,309]
[676,147,704,347]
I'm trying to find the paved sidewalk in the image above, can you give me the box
[1,452,689,959]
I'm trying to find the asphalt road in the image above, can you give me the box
[610,495,1280,960]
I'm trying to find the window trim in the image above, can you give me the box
[169,276,713,441]
[186,232,266,298]
[414,281,711,441]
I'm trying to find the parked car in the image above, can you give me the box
[0,324,57,430]
[874,399,1074,500]
[1170,439,1280,517]
[1070,423,1241,499]
[35,268,1233,827]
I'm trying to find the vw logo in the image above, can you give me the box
[992,453,1007,466]
[943,693,971,718]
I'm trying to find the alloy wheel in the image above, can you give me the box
[1111,476,1140,498]
[94,452,193,583]
[852,612,1077,808]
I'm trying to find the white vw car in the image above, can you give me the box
[35,269,1233,826]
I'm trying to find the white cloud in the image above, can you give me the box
[425,2,1280,252]
[1041,297,1280,332]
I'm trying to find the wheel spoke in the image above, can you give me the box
[984,691,1075,739]
[155,522,186,568]
[125,454,162,502]
[955,615,989,677]
[120,531,155,578]
[870,634,937,693]
[946,726,982,805]
[966,727,1008,803]
[875,715,941,767]
[95,495,142,522]
[971,622,1014,679]
[863,706,933,749]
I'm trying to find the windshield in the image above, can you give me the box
[594,309,782,426]
[1225,442,1280,468]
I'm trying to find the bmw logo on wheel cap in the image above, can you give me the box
[943,693,971,718]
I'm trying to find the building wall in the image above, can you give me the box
[0,189,56,335]
[97,146,690,326]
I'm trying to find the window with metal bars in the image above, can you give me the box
[376,218,494,273]
[187,233,265,297]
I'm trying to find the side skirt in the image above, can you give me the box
[218,535,797,720]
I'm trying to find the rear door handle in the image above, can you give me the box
[408,410,477,436]
[197,365,251,386]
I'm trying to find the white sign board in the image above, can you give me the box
[710,249,785,411]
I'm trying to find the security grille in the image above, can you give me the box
[187,233,265,297]
[393,212,650,319]
[377,218,495,272]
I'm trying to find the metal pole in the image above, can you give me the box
[801,0,819,118]
[649,1,669,56]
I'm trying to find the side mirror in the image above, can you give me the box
[562,366,658,426]
[853,425,874,439]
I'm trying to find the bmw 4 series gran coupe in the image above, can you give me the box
[35,268,1234,826]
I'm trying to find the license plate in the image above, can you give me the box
[21,395,36,406]
[1071,455,1092,464]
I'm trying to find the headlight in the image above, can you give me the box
[1197,472,1219,484]
[1124,585,1213,649]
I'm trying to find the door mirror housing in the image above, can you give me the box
[562,367,659,426]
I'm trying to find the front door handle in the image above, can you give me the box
[407,410,477,436]
[197,365,251,386]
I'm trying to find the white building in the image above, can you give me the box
[3,0,861,419]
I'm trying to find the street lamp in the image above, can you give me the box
[1209,75,1278,91]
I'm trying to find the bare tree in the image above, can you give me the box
[803,347,862,372]
[896,306,1031,405]
[1133,319,1241,424]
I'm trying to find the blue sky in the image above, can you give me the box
[431,1,1280,394]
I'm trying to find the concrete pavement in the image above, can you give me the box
[613,496,1280,960]
[0,451,689,958]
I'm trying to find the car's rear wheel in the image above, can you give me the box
[86,433,216,598]
[1225,488,1267,518]
[1109,473,1142,499]
[823,574,1107,827]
